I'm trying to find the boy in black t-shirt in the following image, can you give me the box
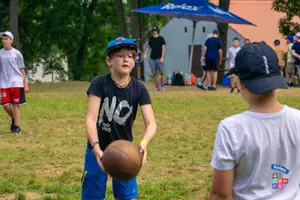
[82,37,157,200]
[292,32,300,87]
[144,26,166,91]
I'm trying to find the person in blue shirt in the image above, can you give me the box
[202,30,223,91]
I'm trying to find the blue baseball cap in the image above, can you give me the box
[287,35,294,43]
[226,42,288,94]
[106,37,137,56]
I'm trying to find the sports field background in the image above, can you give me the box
[1,82,300,200]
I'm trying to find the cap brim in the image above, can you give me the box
[0,33,12,40]
[106,44,137,56]
[241,75,288,94]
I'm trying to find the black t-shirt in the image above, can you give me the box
[292,42,300,65]
[148,36,166,59]
[86,74,151,150]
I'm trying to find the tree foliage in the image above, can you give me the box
[0,0,170,81]
[273,0,300,35]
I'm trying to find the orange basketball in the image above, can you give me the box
[102,140,142,181]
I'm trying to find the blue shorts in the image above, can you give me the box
[81,147,138,200]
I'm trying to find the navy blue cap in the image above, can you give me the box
[213,29,220,34]
[274,39,280,45]
[226,42,288,94]
[152,26,159,32]
[106,37,137,56]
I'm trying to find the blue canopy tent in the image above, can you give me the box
[133,0,255,75]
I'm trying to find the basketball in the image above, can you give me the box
[102,140,143,181]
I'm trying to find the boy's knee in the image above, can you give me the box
[3,105,11,111]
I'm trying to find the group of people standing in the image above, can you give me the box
[196,30,250,92]
[283,33,300,87]
[196,30,300,92]
[137,26,300,93]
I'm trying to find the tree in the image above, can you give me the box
[9,0,20,50]
[130,0,139,40]
[272,0,300,35]
[73,0,98,81]
[115,0,128,37]
[0,0,9,31]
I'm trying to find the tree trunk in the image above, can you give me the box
[114,0,128,37]
[217,0,230,84]
[9,0,20,50]
[73,0,97,81]
[130,0,139,40]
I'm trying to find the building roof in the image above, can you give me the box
[211,0,299,49]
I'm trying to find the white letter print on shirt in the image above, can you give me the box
[98,96,133,132]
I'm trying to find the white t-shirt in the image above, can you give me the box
[227,47,241,68]
[211,105,300,200]
[287,43,295,63]
[0,48,25,88]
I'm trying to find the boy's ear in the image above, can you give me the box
[106,57,112,68]
[237,77,245,89]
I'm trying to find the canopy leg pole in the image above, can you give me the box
[189,21,196,75]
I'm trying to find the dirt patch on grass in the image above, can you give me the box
[0,192,56,200]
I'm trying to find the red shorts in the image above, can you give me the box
[0,88,26,106]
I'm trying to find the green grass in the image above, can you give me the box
[0,82,300,200]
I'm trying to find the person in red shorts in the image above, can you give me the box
[0,31,28,134]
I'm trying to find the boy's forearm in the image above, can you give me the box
[20,69,27,85]
[227,58,230,68]
[292,50,300,58]
[145,47,150,55]
[86,118,100,147]
[161,45,166,58]
[203,47,207,57]
[219,50,223,62]
[141,122,156,144]
[209,192,232,200]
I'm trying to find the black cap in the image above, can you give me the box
[152,26,159,32]
[226,42,288,94]
[274,39,280,45]
[213,29,220,34]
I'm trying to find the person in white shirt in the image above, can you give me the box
[227,37,241,93]
[0,31,28,134]
[285,35,295,87]
[210,42,300,200]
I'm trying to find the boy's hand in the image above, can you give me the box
[143,54,147,60]
[24,84,29,92]
[93,146,105,171]
[160,57,164,64]
[139,144,147,166]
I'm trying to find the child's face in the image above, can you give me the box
[106,48,136,76]
[1,36,13,49]
[233,40,240,48]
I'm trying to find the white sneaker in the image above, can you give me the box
[160,87,165,92]
[153,87,159,92]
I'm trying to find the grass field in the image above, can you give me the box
[0,82,300,200]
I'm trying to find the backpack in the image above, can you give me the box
[172,73,185,86]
